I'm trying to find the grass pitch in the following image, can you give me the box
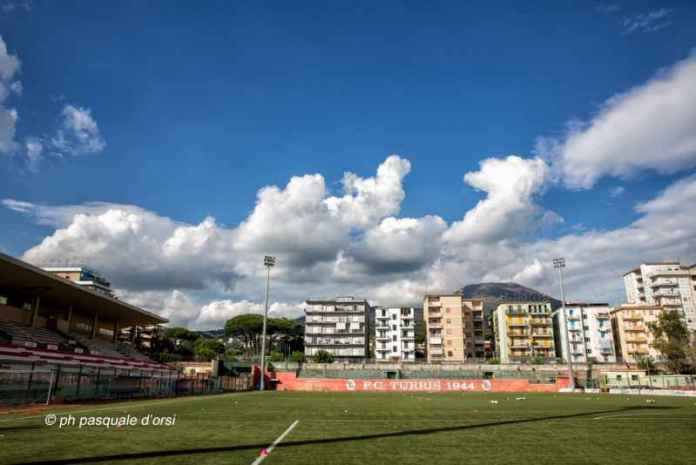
[1,391,695,465]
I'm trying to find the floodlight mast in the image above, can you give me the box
[259,255,276,391]
[553,257,575,391]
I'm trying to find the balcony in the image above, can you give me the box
[509,322,528,327]
[376,335,389,341]
[596,313,610,320]
[530,319,551,326]
[624,325,646,332]
[429,337,442,345]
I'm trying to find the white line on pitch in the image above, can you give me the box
[251,419,299,465]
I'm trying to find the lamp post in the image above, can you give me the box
[259,255,276,391]
[553,257,575,391]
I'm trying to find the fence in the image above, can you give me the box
[0,362,253,406]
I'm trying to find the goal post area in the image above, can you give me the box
[0,367,56,406]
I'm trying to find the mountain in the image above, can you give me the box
[456,282,561,318]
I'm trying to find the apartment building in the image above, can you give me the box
[611,303,666,364]
[304,297,370,362]
[553,303,616,364]
[493,302,555,363]
[423,295,488,362]
[624,262,696,331]
[43,267,115,297]
[374,307,420,362]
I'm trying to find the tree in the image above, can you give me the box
[194,338,225,361]
[290,351,305,363]
[637,355,656,374]
[225,314,264,356]
[648,310,691,374]
[224,314,304,360]
[164,326,199,341]
[314,350,335,363]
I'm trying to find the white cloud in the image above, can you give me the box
[623,9,672,34]
[544,53,696,189]
[325,155,411,229]
[117,289,303,329]
[444,155,553,244]
[0,36,20,155]
[609,186,625,197]
[51,105,106,156]
[0,36,104,169]
[348,215,447,274]
[6,161,696,329]
[24,137,43,169]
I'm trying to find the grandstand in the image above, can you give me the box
[0,252,177,404]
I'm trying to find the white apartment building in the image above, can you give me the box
[374,307,419,362]
[553,303,616,364]
[624,262,696,331]
[304,297,370,362]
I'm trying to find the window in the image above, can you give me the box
[392,335,396,341]
[447,351,453,357]
[392,346,397,352]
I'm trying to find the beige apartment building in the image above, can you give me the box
[610,303,666,364]
[423,295,488,362]
[623,262,696,331]
[493,302,555,363]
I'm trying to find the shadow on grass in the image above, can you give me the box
[11,406,675,465]
[0,425,43,433]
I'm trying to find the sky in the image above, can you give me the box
[1,0,696,329]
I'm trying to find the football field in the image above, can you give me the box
[1,391,695,465]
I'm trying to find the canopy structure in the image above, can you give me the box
[0,253,166,326]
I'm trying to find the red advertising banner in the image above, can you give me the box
[274,372,569,393]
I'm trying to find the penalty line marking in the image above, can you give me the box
[251,419,299,465]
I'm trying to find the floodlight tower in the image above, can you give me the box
[259,255,276,391]
[553,257,575,391]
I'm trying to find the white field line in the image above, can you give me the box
[251,420,299,465]
[0,392,247,423]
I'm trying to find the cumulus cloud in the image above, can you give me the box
[234,155,412,271]
[325,155,411,228]
[444,155,553,243]
[9,202,237,291]
[6,156,696,327]
[51,105,106,156]
[0,36,104,169]
[543,53,696,189]
[117,289,303,329]
[0,36,20,155]
[348,215,447,274]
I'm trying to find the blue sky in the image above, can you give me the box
[1,1,696,328]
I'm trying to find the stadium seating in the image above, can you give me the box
[68,333,126,358]
[0,321,67,349]
[116,342,155,362]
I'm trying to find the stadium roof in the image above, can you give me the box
[0,253,167,326]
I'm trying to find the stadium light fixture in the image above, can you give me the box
[553,257,575,391]
[259,255,276,391]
